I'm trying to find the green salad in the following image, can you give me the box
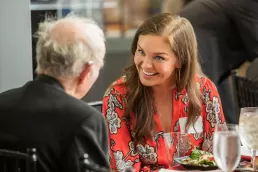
[181,148,216,166]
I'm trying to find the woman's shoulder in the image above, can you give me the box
[195,75,218,92]
[104,76,128,97]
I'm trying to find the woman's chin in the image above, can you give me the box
[139,78,156,87]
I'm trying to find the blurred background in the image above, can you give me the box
[29,0,193,102]
[1,0,257,124]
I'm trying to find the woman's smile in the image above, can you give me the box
[142,68,158,76]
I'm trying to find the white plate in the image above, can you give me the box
[159,169,218,172]
[159,147,255,172]
[241,146,258,156]
[159,170,182,172]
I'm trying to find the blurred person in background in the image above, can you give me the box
[161,0,185,15]
[123,0,150,28]
[102,13,225,171]
[178,0,258,124]
[0,15,109,172]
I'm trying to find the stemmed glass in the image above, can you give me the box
[213,123,241,172]
[239,107,258,171]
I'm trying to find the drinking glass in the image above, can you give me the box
[239,107,258,171]
[163,132,190,168]
[213,123,241,172]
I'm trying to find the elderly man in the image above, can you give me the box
[0,16,108,172]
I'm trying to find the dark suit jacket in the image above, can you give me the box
[0,75,109,172]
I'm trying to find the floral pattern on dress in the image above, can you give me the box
[136,144,158,164]
[175,91,183,101]
[193,132,204,141]
[114,151,135,171]
[111,140,140,172]
[206,96,221,127]
[202,134,214,153]
[184,106,188,113]
[174,120,179,132]
[129,141,138,156]
[203,86,211,104]
[182,94,189,105]
[106,88,123,134]
[153,132,164,150]
[103,76,225,171]
[173,138,192,157]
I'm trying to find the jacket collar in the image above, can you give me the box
[35,74,64,90]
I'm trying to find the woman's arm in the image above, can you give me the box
[102,86,154,172]
[201,78,226,152]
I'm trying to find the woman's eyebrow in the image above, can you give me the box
[153,52,168,56]
[137,44,168,55]
[137,44,144,50]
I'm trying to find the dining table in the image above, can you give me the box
[159,146,256,172]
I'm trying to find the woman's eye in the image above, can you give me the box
[155,56,164,61]
[137,49,144,55]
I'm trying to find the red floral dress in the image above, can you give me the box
[102,76,225,172]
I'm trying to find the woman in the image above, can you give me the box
[102,13,225,171]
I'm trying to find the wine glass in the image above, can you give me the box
[163,132,190,168]
[239,107,258,171]
[213,123,241,172]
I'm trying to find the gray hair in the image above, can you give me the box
[35,15,105,78]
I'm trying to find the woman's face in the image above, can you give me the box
[134,35,179,88]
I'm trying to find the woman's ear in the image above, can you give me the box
[175,60,181,68]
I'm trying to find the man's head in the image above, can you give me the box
[35,15,105,99]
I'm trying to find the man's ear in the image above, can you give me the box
[79,61,93,83]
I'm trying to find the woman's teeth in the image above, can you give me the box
[142,69,156,76]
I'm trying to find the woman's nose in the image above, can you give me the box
[141,57,153,69]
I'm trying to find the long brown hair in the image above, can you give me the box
[123,13,203,142]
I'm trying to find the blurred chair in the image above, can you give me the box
[246,58,258,81]
[88,101,103,112]
[0,148,37,172]
[232,73,258,108]
[80,154,109,172]
[232,59,258,119]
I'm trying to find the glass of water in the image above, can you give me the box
[239,107,258,171]
[213,123,241,172]
[163,132,190,168]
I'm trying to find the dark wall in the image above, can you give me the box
[82,49,132,102]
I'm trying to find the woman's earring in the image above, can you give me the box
[176,69,181,85]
